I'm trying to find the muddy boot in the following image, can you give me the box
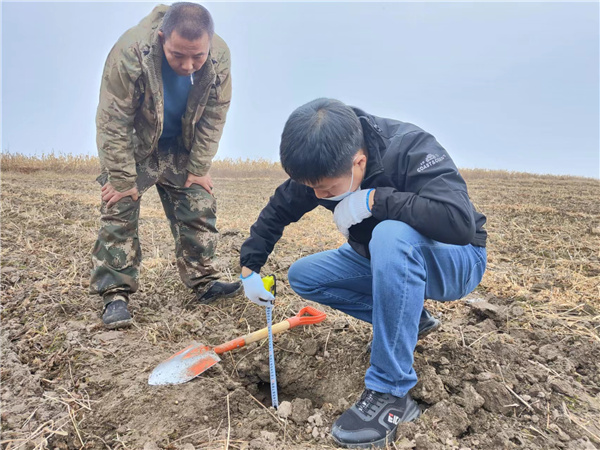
[102,294,132,329]
[195,280,242,305]
[331,388,421,448]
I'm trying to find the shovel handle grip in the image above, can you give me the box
[287,306,327,328]
[213,306,327,354]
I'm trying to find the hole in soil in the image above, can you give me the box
[234,343,361,409]
[255,381,297,407]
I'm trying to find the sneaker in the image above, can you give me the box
[418,307,441,338]
[195,280,242,305]
[102,295,132,329]
[331,389,421,448]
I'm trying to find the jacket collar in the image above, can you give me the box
[142,28,165,104]
[352,107,387,183]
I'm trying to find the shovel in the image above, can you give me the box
[148,305,327,385]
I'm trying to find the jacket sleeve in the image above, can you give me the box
[187,45,232,177]
[240,180,319,273]
[96,45,143,192]
[370,130,476,245]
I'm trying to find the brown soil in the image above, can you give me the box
[1,165,599,449]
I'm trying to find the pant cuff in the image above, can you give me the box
[102,291,130,306]
[365,380,411,398]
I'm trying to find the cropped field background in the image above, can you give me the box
[1,154,599,450]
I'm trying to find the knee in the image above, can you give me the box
[370,220,420,253]
[175,190,216,221]
[101,197,139,223]
[288,257,317,296]
[287,259,305,294]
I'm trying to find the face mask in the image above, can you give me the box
[323,157,361,202]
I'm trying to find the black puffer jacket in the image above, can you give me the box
[240,108,487,273]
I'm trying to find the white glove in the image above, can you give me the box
[333,189,374,238]
[241,272,275,307]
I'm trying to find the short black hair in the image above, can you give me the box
[161,2,214,41]
[280,98,363,184]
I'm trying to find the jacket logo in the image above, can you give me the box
[417,153,446,172]
[388,413,401,425]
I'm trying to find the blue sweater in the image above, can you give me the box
[160,55,192,139]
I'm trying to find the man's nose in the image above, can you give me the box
[181,59,194,72]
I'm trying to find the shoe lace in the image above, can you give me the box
[356,389,386,416]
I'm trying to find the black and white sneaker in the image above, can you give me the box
[102,295,133,329]
[195,280,242,305]
[331,389,421,448]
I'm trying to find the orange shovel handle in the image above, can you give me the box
[287,306,327,328]
[213,306,327,355]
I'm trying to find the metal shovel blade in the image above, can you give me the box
[148,342,221,385]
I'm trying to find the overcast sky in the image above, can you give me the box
[1,1,598,178]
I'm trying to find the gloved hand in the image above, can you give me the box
[333,189,375,238]
[241,272,275,307]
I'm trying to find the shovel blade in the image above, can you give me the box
[148,342,221,385]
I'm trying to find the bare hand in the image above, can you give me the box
[185,172,213,194]
[101,183,139,207]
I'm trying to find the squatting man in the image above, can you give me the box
[91,2,241,328]
[239,98,488,448]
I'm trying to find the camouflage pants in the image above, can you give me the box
[90,137,220,303]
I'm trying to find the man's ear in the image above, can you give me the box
[158,30,165,45]
[357,150,368,168]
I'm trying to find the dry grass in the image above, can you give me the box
[0,152,283,178]
[0,152,100,174]
[2,151,596,180]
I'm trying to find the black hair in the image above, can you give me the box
[279,98,363,184]
[161,2,214,41]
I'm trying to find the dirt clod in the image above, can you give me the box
[475,380,515,415]
[456,383,485,414]
[414,433,439,450]
[424,400,470,437]
[412,365,448,404]
[277,400,292,419]
[290,398,313,423]
[307,412,324,427]
[302,338,319,356]
[539,344,561,362]
[469,301,506,322]
[549,379,575,397]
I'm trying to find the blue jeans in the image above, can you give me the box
[288,220,487,397]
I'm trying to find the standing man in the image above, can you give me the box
[239,98,487,448]
[91,3,241,329]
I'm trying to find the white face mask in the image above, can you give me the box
[323,157,361,202]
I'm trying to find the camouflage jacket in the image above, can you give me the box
[96,5,231,192]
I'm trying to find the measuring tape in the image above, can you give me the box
[266,305,279,409]
[262,275,279,409]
